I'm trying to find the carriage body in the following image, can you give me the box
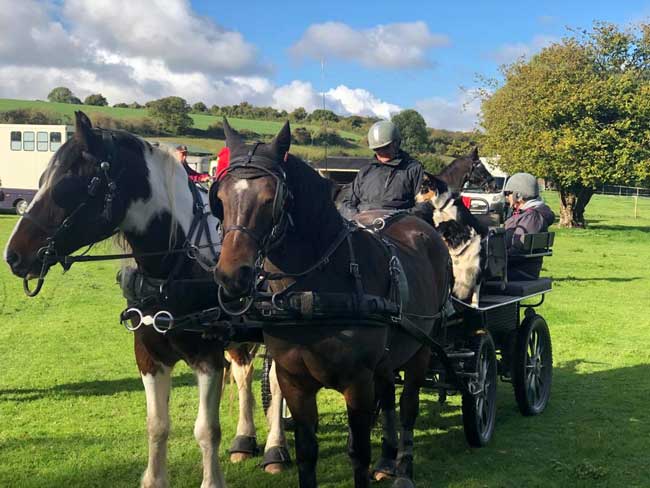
[406,230,555,446]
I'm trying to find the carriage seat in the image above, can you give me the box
[482,278,552,297]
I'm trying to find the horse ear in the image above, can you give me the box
[271,121,291,157]
[74,111,93,147]
[223,117,244,148]
[469,146,479,161]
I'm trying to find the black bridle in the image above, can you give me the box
[22,130,122,296]
[211,143,293,256]
[21,129,219,298]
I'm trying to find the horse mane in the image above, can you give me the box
[109,132,188,251]
[436,155,471,179]
[283,154,343,245]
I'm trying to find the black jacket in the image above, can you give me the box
[341,151,424,218]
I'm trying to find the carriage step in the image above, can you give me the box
[446,351,475,359]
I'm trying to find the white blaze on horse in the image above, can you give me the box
[4,111,288,488]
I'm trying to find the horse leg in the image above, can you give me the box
[228,346,259,462]
[275,364,319,488]
[262,359,291,473]
[395,348,430,486]
[372,366,399,481]
[344,376,375,488]
[194,364,226,488]
[140,365,173,488]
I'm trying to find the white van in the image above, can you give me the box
[0,123,73,214]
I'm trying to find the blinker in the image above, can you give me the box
[52,175,87,211]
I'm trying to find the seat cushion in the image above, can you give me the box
[483,278,552,297]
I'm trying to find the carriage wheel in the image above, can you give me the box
[461,332,497,447]
[513,314,553,416]
[261,353,294,430]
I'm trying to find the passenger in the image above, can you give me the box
[503,173,555,280]
[341,120,426,219]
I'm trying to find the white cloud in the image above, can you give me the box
[325,86,400,119]
[0,0,405,120]
[415,90,482,132]
[62,0,262,75]
[270,81,400,119]
[291,21,449,69]
[490,35,559,65]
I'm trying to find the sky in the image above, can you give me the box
[0,0,648,131]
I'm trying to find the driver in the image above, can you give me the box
[341,120,425,219]
[503,173,555,280]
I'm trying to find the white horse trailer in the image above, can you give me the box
[0,124,73,214]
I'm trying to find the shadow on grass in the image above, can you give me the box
[589,224,650,233]
[0,372,196,402]
[554,276,643,283]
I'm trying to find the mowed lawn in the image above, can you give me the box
[0,193,649,488]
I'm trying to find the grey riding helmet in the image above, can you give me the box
[368,120,401,150]
[504,172,539,200]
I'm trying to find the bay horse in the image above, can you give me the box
[435,147,495,192]
[4,111,288,487]
[212,120,451,488]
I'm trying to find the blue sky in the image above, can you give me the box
[196,0,650,103]
[0,0,648,130]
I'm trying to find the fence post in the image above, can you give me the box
[634,188,639,219]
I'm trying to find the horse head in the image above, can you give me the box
[4,112,138,279]
[211,119,292,298]
[465,147,496,191]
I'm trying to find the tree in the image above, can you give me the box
[309,109,339,123]
[84,93,108,106]
[147,96,194,134]
[192,101,208,113]
[392,109,429,154]
[47,86,82,104]
[113,103,129,108]
[481,22,650,227]
[290,107,308,121]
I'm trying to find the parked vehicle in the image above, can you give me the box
[0,123,73,214]
[462,156,509,225]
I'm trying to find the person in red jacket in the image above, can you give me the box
[176,145,209,183]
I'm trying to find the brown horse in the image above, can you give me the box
[4,112,288,487]
[212,120,451,488]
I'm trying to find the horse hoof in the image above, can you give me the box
[230,452,253,463]
[374,471,393,482]
[264,462,285,474]
[392,477,415,488]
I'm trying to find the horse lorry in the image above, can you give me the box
[0,124,73,214]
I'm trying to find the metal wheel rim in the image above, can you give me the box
[475,342,496,437]
[16,200,28,215]
[524,327,550,410]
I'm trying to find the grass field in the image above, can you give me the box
[1,193,649,487]
[0,98,363,142]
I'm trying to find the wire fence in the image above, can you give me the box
[595,184,650,198]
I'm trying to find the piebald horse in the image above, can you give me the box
[212,120,451,488]
[4,112,287,487]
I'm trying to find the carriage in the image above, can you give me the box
[253,226,555,449]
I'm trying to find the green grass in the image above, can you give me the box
[1,193,649,487]
[0,98,363,141]
[152,136,372,161]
